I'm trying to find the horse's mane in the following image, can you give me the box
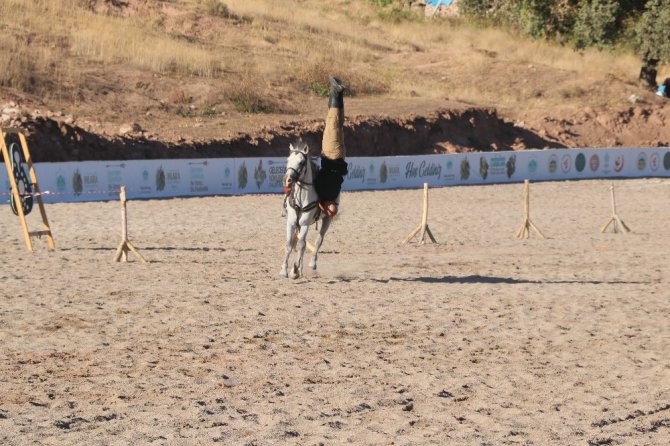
[291,140,309,153]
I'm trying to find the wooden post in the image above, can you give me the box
[402,183,437,245]
[1,128,55,251]
[113,186,146,263]
[515,179,545,239]
[600,183,630,234]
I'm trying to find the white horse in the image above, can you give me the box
[280,141,332,279]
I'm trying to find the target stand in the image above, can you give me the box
[1,128,55,251]
[515,179,545,240]
[600,183,630,234]
[402,183,437,245]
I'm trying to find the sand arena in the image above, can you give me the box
[1,178,669,445]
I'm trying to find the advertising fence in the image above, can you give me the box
[2,147,670,203]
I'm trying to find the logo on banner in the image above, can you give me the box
[506,155,516,178]
[589,154,600,172]
[56,174,66,193]
[380,162,388,183]
[637,153,646,171]
[268,160,285,188]
[602,153,611,173]
[365,163,377,185]
[443,160,455,181]
[189,162,208,193]
[650,152,660,171]
[575,153,586,172]
[166,169,180,189]
[613,155,624,173]
[72,169,83,196]
[139,168,151,194]
[405,161,442,180]
[476,155,508,179]
[528,159,537,174]
[238,162,248,189]
[156,166,166,191]
[254,160,267,189]
[548,155,558,173]
[348,164,365,182]
[460,158,470,180]
[84,172,99,188]
[220,165,234,191]
[479,157,489,180]
[107,168,122,195]
[561,154,571,173]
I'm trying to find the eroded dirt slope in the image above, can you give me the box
[3,101,669,162]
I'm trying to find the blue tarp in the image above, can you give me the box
[426,0,453,5]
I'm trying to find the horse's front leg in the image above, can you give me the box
[280,216,297,278]
[290,223,310,279]
[309,216,331,270]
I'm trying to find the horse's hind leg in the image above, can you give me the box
[290,224,310,279]
[309,216,331,270]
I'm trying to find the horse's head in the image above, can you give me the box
[284,141,310,188]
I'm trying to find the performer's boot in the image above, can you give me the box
[328,76,346,109]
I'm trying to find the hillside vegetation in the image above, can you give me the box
[0,0,669,159]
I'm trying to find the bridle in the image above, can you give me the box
[285,150,309,187]
[284,150,320,216]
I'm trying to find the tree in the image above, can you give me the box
[634,0,670,88]
[572,0,620,50]
[519,0,555,39]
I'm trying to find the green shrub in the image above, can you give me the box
[227,85,276,113]
[572,0,620,50]
[377,6,416,24]
[201,0,231,18]
[201,106,218,116]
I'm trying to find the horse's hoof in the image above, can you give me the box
[279,270,288,278]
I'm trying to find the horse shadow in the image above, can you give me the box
[382,275,649,285]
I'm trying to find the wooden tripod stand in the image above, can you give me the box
[600,183,630,234]
[515,179,545,239]
[402,183,437,245]
[113,186,147,263]
[1,128,55,251]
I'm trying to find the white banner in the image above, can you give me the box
[2,147,669,203]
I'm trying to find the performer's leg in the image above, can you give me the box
[322,76,346,160]
[318,76,346,217]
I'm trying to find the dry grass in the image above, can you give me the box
[70,19,223,77]
[0,0,664,115]
[0,0,224,98]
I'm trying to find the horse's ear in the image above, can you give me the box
[300,143,309,155]
[289,143,295,152]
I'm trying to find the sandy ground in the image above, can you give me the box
[1,178,669,446]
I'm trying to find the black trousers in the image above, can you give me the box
[315,157,348,202]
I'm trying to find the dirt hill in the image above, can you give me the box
[1,0,669,162]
